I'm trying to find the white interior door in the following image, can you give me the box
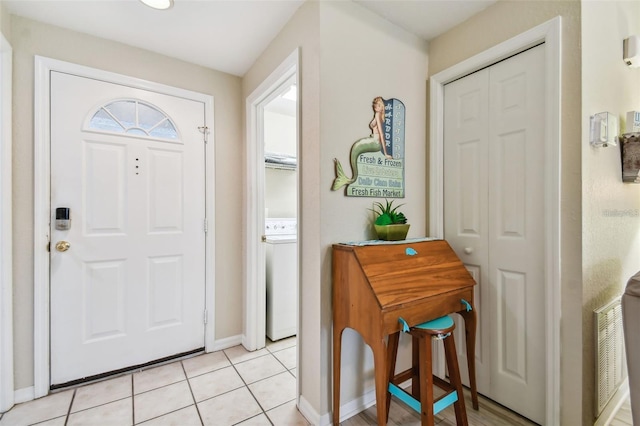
[50,71,206,385]
[444,67,492,395]
[444,44,546,423]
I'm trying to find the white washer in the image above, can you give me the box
[265,219,297,341]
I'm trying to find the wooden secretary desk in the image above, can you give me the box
[332,239,478,425]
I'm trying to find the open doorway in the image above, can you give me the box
[263,77,297,345]
[244,50,299,354]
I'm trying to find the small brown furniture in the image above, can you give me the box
[332,239,478,425]
[386,315,468,426]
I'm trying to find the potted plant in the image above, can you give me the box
[371,199,410,241]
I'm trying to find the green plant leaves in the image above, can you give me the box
[375,213,393,225]
[370,199,408,224]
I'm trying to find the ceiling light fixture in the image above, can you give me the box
[139,0,174,10]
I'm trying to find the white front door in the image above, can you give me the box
[50,71,206,386]
[444,44,546,423]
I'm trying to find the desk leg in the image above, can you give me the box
[459,309,479,410]
[385,333,400,423]
[333,326,344,425]
[372,338,389,426]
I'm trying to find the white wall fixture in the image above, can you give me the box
[621,133,640,183]
[626,111,640,134]
[590,112,618,147]
[139,0,173,10]
[623,35,640,68]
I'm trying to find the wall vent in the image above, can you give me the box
[594,297,626,416]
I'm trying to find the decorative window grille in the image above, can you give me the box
[88,99,178,140]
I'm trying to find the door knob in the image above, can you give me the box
[464,247,473,254]
[55,241,70,252]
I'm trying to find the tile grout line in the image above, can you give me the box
[264,397,300,415]
[130,366,196,425]
[1,345,294,426]
[180,360,205,426]
[267,340,298,380]
[231,412,271,426]
[242,344,298,424]
[59,396,132,417]
[270,348,295,373]
[63,388,76,426]
[131,373,135,425]
[265,341,296,355]
[264,345,299,420]
[231,351,276,367]
[223,348,274,426]
[231,350,292,386]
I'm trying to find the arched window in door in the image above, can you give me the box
[87,99,179,140]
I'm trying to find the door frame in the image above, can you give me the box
[428,17,561,425]
[33,56,216,398]
[0,33,13,413]
[243,49,299,351]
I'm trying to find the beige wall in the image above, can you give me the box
[428,0,584,424]
[582,1,640,423]
[10,15,244,390]
[243,0,428,418]
[10,0,636,423]
[265,168,297,218]
[318,0,428,414]
[265,111,297,218]
[242,0,322,411]
[0,3,10,42]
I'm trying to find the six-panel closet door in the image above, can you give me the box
[443,44,546,424]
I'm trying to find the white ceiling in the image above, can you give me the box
[3,0,496,77]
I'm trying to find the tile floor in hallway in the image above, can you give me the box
[0,337,306,426]
[2,335,633,426]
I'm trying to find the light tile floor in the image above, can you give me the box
[6,336,631,426]
[0,337,307,426]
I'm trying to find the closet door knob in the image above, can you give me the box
[464,247,473,255]
[55,241,71,252]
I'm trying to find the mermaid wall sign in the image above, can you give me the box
[331,96,405,198]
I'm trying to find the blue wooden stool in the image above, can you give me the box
[386,315,468,426]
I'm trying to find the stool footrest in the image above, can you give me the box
[390,371,455,392]
[388,383,421,413]
[387,383,459,416]
[390,368,415,385]
[433,376,455,392]
[434,390,459,415]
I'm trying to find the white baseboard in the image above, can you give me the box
[298,394,320,425]
[594,379,629,426]
[334,387,377,424]
[212,334,243,351]
[14,386,34,405]
[299,386,377,426]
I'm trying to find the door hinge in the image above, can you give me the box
[203,309,208,325]
[203,218,208,233]
[198,126,209,144]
